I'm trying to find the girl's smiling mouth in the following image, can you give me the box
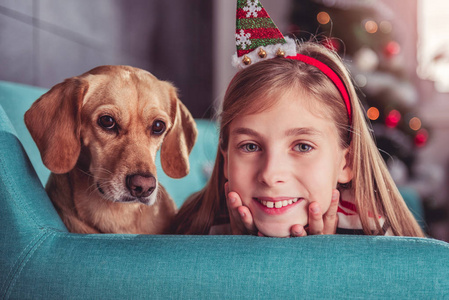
[253,197,304,215]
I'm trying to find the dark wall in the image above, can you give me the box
[0,0,213,118]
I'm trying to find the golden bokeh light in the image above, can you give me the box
[364,20,378,34]
[409,117,422,131]
[367,107,380,120]
[317,12,331,25]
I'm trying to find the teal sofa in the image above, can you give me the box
[1,80,449,299]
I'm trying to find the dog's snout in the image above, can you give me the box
[126,174,156,198]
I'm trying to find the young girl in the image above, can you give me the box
[171,1,424,237]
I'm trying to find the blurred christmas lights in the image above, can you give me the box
[317,11,331,25]
[409,117,422,131]
[384,41,401,58]
[414,129,428,147]
[367,107,380,120]
[364,20,378,34]
[385,109,401,128]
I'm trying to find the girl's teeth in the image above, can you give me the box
[258,198,299,208]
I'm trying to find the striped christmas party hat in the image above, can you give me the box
[232,0,297,69]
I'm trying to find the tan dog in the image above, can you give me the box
[25,65,197,234]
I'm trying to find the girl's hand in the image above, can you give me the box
[289,189,340,237]
[225,182,340,236]
[225,182,258,235]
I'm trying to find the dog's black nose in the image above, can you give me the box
[126,174,156,198]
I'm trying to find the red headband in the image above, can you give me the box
[287,54,352,129]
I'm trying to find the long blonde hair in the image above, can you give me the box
[171,41,424,237]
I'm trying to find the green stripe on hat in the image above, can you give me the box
[237,18,278,30]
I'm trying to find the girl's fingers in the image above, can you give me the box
[226,183,257,235]
[290,224,307,237]
[227,191,242,209]
[307,202,324,235]
[226,183,242,210]
[225,182,243,234]
[237,205,257,233]
[323,189,339,235]
[227,191,244,234]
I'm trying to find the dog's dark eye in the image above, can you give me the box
[151,120,166,135]
[98,115,116,130]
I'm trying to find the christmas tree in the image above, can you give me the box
[288,0,429,182]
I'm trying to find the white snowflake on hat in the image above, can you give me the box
[243,0,262,18]
[236,29,252,50]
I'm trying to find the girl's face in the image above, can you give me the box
[222,89,352,237]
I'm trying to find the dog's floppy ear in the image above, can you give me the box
[24,77,88,174]
[160,86,197,178]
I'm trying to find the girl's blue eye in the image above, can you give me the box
[241,143,260,152]
[294,143,313,152]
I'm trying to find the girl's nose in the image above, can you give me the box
[257,152,288,187]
